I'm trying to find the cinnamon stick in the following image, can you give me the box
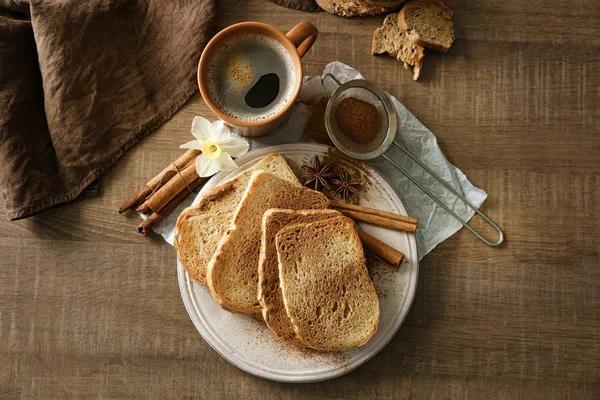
[137,176,206,235]
[119,149,200,213]
[119,186,154,214]
[137,161,199,215]
[329,199,418,225]
[339,209,417,233]
[357,229,404,271]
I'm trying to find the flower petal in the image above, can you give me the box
[195,154,221,177]
[216,153,238,171]
[180,139,203,150]
[208,120,231,143]
[220,137,249,157]
[191,117,212,141]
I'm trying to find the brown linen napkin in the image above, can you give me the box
[0,0,216,220]
[267,0,320,12]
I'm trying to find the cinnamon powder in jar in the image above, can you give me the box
[334,97,381,143]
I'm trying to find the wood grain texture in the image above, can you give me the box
[1,0,599,398]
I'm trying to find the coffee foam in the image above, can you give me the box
[206,34,296,122]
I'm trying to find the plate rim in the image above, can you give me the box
[177,143,419,383]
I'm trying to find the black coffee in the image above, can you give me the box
[206,34,296,122]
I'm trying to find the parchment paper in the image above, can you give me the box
[143,62,487,259]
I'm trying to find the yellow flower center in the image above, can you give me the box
[202,140,222,160]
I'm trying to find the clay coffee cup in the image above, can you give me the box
[198,21,318,137]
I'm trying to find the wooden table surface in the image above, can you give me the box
[1,1,599,398]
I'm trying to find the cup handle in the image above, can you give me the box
[285,21,318,58]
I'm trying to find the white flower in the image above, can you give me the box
[180,117,249,177]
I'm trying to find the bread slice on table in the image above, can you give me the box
[277,216,380,351]
[398,0,454,53]
[207,171,329,315]
[316,0,393,17]
[259,209,342,341]
[372,13,424,81]
[174,154,300,284]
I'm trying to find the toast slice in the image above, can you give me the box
[277,216,379,351]
[372,13,424,81]
[398,0,454,53]
[174,154,300,284]
[259,209,342,341]
[207,171,329,315]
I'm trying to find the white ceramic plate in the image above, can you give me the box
[177,143,418,383]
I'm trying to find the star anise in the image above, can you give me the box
[331,170,361,201]
[302,157,336,191]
